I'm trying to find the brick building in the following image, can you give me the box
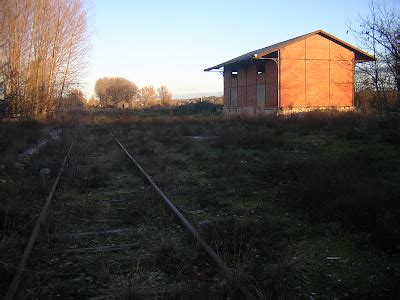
[205,30,375,114]
[117,100,131,109]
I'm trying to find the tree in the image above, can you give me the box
[140,86,157,106]
[95,77,138,107]
[349,0,400,113]
[59,89,86,110]
[0,0,90,117]
[157,85,172,105]
[87,95,98,107]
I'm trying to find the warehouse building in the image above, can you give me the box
[205,30,375,114]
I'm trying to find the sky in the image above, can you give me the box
[83,0,376,99]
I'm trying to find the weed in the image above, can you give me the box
[113,272,150,300]
[154,237,192,276]
[212,125,284,150]
[0,118,43,163]
[382,128,400,144]
[172,101,222,115]
[11,109,397,298]
[85,165,110,188]
[282,151,400,250]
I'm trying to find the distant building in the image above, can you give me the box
[205,30,375,115]
[117,100,130,109]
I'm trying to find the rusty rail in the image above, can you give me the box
[5,140,75,300]
[109,130,232,274]
[109,130,256,299]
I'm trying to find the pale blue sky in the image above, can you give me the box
[83,0,374,99]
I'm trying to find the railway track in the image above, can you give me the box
[5,122,249,299]
[5,140,75,299]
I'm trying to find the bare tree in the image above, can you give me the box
[95,77,138,107]
[0,0,90,117]
[349,0,400,114]
[140,86,157,106]
[157,85,172,105]
[87,95,98,107]
[59,88,86,110]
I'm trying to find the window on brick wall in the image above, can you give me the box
[257,64,265,75]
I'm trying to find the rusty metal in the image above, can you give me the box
[5,140,75,300]
[108,130,231,274]
[109,130,256,299]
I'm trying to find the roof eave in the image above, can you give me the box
[355,53,376,62]
[204,29,376,71]
[204,65,224,72]
[317,30,376,62]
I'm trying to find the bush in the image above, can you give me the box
[0,118,42,158]
[154,240,192,274]
[213,124,284,150]
[172,101,222,115]
[283,152,400,250]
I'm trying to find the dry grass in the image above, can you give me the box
[0,115,79,295]
[99,107,400,298]
[112,271,150,300]
[3,107,399,298]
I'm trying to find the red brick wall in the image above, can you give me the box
[280,40,306,108]
[247,85,256,107]
[238,67,247,87]
[265,61,278,107]
[247,65,257,85]
[280,34,355,109]
[223,70,231,107]
[238,67,247,107]
[256,72,265,84]
[238,86,247,107]
[224,70,231,89]
[231,77,238,87]
[246,65,257,107]
[224,88,231,108]
[222,60,278,109]
[222,33,356,111]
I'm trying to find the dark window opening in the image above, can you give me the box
[231,71,238,78]
[257,65,265,75]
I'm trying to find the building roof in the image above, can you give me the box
[204,29,375,72]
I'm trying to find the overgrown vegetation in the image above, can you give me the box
[0,118,71,294]
[107,109,400,298]
[2,109,399,298]
[0,119,43,160]
[171,101,223,115]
